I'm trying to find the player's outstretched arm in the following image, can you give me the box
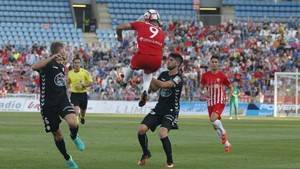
[32,54,59,70]
[116,23,132,42]
[151,78,175,89]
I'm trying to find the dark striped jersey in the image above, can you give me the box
[39,60,68,107]
[153,71,183,115]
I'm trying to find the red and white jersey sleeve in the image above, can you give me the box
[130,21,165,56]
[200,71,231,106]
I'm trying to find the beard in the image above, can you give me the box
[167,65,176,70]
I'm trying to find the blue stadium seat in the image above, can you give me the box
[0,0,84,45]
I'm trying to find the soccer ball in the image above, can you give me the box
[143,9,160,22]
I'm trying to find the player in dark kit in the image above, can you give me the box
[137,53,183,168]
[32,42,85,169]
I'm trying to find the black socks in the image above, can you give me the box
[161,136,173,164]
[138,133,149,155]
[70,126,79,140]
[55,139,70,160]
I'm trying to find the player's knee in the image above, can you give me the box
[74,106,80,114]
[159,127,168,138]
[210,116,216,122]
[68,120,77,128]
[52,130,63,140]
[210,113,218,122]
[65,114,78,127]
[137,124,148,134]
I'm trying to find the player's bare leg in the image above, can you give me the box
[139,72,152,107]
[159,127,174,168]
[210,112,231,152]
[137,124,151,166]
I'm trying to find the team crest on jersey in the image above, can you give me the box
[216,78,220,83]
[54,72,65,87]
[173,76,181,85]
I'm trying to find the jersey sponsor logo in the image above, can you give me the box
[160,88,172,97]
[54,72,65,87]
[214,84,221,88]
[52,66,58,69]
[139,37,163,46]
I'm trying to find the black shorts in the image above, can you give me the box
[141,110,178,132]
[41,97,75,133]
[70,92,88,110]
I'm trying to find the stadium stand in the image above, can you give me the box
[223,0,300,22]
[95,0,198,49]
[96,0,197,25]
[95,29,118,51]
[0,0,84,46]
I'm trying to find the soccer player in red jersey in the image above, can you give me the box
[200,55,233,152]
[116,9,165,107]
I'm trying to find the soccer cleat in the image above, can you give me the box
[80,118,85,125]
[73,135,85,151]
[137,151,152,166]
[66,156,79,169]
[165,163,174,168]
[138,90,148,107]
[221,133,228,145]
[224,143,232,153]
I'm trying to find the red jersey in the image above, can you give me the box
[130,21,165,57]
[200,71,231,106]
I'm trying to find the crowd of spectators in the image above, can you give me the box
[1,19,300,103]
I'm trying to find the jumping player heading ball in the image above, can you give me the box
[116,9,165,107]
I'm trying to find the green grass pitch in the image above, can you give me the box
[1,112,300,169]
